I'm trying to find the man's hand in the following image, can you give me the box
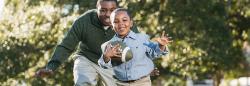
[150,67,160,76]
[35,68,53,78]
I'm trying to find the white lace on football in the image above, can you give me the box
[122,47,130,62]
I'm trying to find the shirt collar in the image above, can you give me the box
[114,31,137,40]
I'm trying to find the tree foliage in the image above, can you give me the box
[0,0,250,86]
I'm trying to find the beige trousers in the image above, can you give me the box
[116,76,151,86]
[73,55,117,86]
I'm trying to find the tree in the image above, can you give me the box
[0,0,79,85]
[1,0,249,86]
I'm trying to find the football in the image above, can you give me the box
[101,41,133,66]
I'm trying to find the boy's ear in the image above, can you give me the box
[111,26,114,30]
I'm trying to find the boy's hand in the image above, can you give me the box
[156,31,172,50]
[103,44,122,63]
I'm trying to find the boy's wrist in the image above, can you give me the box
[103,55,111,63]
[159,45,166,51]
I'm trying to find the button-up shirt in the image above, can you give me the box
[98,31,169,81]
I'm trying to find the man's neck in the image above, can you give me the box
[103,26,109,30]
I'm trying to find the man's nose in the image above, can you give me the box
[105,11,112,17]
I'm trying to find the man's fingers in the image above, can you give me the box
[35,69,53,78]
[150,67,160,76]
[35,71,41,77]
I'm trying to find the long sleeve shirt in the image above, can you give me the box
[98,31,169,81]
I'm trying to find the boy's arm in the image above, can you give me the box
[99,41,113,68]
[98,55,112,69]
[146,42,169,59]
[147,31,172,59]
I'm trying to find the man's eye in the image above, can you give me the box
[110,9,115,12]
[100,9,106,12]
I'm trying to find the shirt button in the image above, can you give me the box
[126,67,130,70]
[127,75,131,78]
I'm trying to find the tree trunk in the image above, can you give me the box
[213,71,223,86]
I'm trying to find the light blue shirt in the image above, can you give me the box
[98,31,169,81]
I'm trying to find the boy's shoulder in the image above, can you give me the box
[134,33,150,40]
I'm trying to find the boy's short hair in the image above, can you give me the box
[110,8,132,22]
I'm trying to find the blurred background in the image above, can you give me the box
[0,0,250,86]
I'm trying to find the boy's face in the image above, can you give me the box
[97,1,117,26]
[111,11,133,38]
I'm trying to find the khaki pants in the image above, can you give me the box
[116,76,151,86]
[73,55,117,86]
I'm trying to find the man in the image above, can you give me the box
[36,0,139,86]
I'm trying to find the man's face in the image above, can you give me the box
[111,11,133,38]
[97,1,117,26]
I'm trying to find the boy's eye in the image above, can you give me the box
[122,18,129,22]
[122,17,129,21]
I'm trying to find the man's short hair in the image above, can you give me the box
[96,0,119,7]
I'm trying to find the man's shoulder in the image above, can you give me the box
[75,9,97,21]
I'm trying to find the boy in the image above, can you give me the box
[98,8,171,86]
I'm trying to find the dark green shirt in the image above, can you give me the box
[46,9,139,71]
